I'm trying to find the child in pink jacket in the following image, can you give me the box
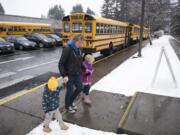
[81,54,94,104]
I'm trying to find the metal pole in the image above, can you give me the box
[138,0,145,57]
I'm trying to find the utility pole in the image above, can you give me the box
[138,0,145,57]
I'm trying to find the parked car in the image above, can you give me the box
[0,37,14,54]
[6,36,37,50]
[25,33,56,48]
[47,34,62,46]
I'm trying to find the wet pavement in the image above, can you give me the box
[118,92,180,135]
[63,90,130,133]
[0,72,60,99]
[0,105,41,135]
[0,47,62,90]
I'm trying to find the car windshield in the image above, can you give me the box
[0,37,5,42]
[16,37,28,42]
[34,34,47,39]
[49,34,60,39]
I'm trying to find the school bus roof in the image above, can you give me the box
[64,13,129,27]
[0,21,51,27]
[128,23,141,28]
[94,16,128,27]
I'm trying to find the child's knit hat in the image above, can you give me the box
[48,76,58,90]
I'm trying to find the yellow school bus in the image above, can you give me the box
[0,22,52,38]
[129,24,140,42]
[143,27,150,39]
[62,13,130,54]
[129,23,150,43]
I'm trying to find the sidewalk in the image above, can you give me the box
[92,35,180,98]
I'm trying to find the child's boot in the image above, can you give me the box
[84,95,92,104]
[60,123,69,130]
[80,92,85,100]
[43,126,52,133]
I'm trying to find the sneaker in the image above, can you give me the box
[43,126,52,133]
[66,106,76,113]
[71,103,78,110]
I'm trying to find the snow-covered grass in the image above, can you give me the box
[27,121,125,135]
[91,35,180,98]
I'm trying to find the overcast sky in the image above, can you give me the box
[1,0,104,18]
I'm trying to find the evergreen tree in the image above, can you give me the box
[101,0,115,19]
[86,7,95,15]
[48,5,65,20]
[71,4,84,13]
[0,3,5,14]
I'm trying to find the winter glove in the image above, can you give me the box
[63,76,69,83]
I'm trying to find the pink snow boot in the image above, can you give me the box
[83,95,92,105]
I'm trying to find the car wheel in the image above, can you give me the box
[11,48,15,53]
[39,43,44,48]
[19,45,24,50]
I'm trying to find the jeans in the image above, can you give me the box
[65,75,83,109]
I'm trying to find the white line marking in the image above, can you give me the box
[17,59,58,72]
[0,72,16,79]
[0,75,34,89]
[0,56,34,65]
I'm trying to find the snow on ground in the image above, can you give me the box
[27,121,126,135]
[91,35,180,98]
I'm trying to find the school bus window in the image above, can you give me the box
[107,25,109,33]
[112,26,115,33]
[96,23,100,34]
[100,24,104,33]
[72,23,82,32]
[112,26,114,33]
[103,24,106,33]
[119,27,121,33]
[0,27,6,32]
[119,27,122,34]
[105,25,108,33]
[85,23,92,33]
[13,27,17,32]
[120,27,123,34]
[119,27,122,33]
[111,26,113,33]
[114,26,116,33]
[8,27,12,31]
[104,24,106,34]
[64,23,70,32]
